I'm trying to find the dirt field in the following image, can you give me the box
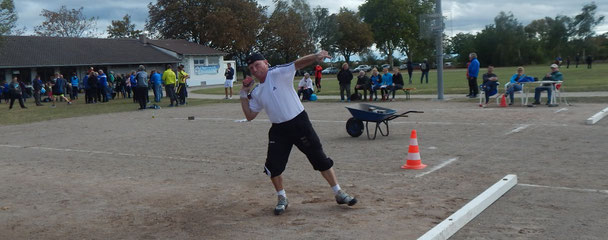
[1,100,607,239]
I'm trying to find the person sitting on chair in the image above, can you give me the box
[369,68,382,101]
[505,67,527,105]
[532,64,563,106]
[390,68,404,101]
[297,72,314,101]
[379,67,393,101]
[354,70,370,101]
[480,65,498,108]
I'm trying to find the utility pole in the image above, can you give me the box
[436,0,444,100]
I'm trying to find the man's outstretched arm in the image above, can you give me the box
[294,51,331,70]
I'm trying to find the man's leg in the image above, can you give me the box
[339,84,345,101]
[224,87,228,99]
[346,84,351,101]
[546,87,552,104]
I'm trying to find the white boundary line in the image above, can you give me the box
[586,106,608,125]
[519,183,608,194]
[415,157,459,178]
[418,174,518,240]
[505,124,530,135]
[555,108,568,113]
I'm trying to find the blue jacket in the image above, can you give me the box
[381,73,393,86]
[83,75,89,89]
[2,83,9,93]
[151,73,162,85]
[509,74,526,84]
[98,74,108,87]
[370,75,382,88]
[71,76,79,88]
[130,74,137,87]
[468,58,480,78]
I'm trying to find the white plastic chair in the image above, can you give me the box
[479,82,501,106]
[504,82,528,105]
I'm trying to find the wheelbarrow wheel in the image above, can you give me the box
[346,117,364,137]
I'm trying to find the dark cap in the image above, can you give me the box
[246,53,266,65]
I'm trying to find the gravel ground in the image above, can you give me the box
[1,100,606,239]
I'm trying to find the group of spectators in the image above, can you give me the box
[470,51,565,108]
[1,64,190,110]
[333,63,405,102]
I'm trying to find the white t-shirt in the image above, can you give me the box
[249,62,304,124]
[298,77,314,91]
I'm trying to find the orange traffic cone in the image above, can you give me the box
[500,94,507,107]
[401,130,427,170]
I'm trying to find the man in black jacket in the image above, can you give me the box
[33,75,43,106]
[420,59,430,84]
[354,70,370,100]
[391,68,404,100]
[337,63,353,102]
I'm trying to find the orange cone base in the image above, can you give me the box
[401,163,427,170]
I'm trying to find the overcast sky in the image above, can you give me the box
[14,0,608,37]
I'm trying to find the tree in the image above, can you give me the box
[525,15,571,60]
[359,0,434,66]
[570,2,605,40]
[107,14,142,38]
[0,0,17,38]
[332,8,374,64]
[258,0,314,64]
[311,6,338,53]
[34,6,98,37]
[448,33,476,66]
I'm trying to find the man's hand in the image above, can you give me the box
[316,50,331,62]
[241,76,255,93]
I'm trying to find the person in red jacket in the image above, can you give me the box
[314,65,323,93]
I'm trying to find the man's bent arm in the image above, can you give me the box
[295,51,331,70]
[240,91,259,121]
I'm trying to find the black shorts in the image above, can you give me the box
[264,111,333,177]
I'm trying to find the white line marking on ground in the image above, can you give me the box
[0,144,249,166]
[505,124,531,135]
[586,106,608,125]
[415,157,459,178]
[418,174,518,240]
[555,108,568,113]
[519,183,608,194]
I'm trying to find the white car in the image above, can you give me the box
[353,65,372,72]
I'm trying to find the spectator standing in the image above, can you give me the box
[337,63,353,102]
[177,65,189,105]
[151,70,162,102]
[532,64,563,106]
[162,65,177,107]
[420,58,429,84]
[467,53,480,98]
[575,54,580,68]
[135,65,149,110]
[406,60,413,84]
[115,74,125,99]
[70,73,79,100]
[2,80,9,103]
[586,55,593,69]
[129,71,137,103]
[391,68,404,100]
[33,75,43,106]
[224,63,235,99]
[354,70,370,100]
[8,77,27,109]
[314,65,323,93]
[98,70,109,102]
[380,67,393,100]
[124,73,132,98]
[566,56,570,69]
[86,71,98,103]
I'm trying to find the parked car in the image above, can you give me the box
[353,65,372,72]
[381,64,391,70]
[321,67,339,74]
[399,64,408,70]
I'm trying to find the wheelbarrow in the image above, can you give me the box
[345,103,423,140]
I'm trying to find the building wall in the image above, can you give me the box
[182,55,235,86]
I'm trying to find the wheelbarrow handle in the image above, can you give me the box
[393,110,423,118]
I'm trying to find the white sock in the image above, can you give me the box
[331,184,341,195]
[276,189,286,197]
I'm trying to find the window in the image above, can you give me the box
[194,58,206,65]
[207,56,219,65]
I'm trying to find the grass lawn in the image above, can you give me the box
[0,97,222,126]
[193,63,608,95]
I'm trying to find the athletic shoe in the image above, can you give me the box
[67,102,72,105]
[532,101,540,105]
[274,195,288,215]
[335,190,357,206]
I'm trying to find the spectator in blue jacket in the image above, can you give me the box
[369,68,382,101]
[151,70,162,102]
[467,53,480,98]
[98,70,108,102]
[380,67,393,100]
[505,67,526,105]
[2,81,10,103]
[130,71,137,103]
[70,73,79,100]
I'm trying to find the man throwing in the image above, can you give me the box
[240,51,357,215]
